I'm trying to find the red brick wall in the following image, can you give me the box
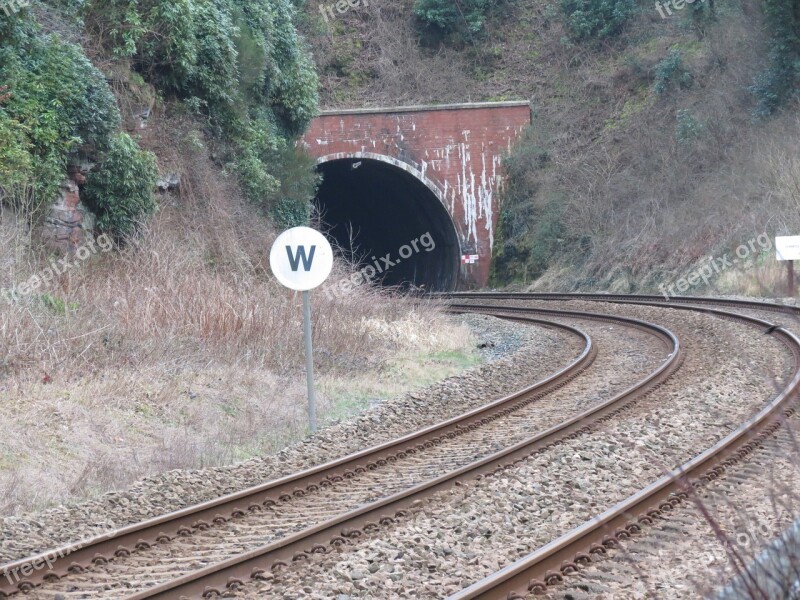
[302,102,531,287]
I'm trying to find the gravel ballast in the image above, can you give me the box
[228,302,793,599]
[0,314,580,564]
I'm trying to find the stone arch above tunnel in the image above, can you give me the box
[314,152,461,292]
[302,101,532,288]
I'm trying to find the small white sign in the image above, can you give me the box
[270,227,333,291]
[776,236,800,261]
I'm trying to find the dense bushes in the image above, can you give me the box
[0,12,120,214]
[413,0,500,38]
[752,0,800,115]
[81,0,320,224]
[82,133,158,240]
[559,0,637,41]
[653,49,694,95]
[491,125,568,284]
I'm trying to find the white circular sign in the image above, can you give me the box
[270,226,334,291]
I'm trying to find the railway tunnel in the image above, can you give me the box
[314,156,462,292]
[302,102,533,289]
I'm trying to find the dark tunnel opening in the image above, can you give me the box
[313,157,461,292]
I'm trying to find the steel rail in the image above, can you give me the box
[445,300,800,600]
[115,308,680,599]
[0,314,594,595]
[444,291,800,318]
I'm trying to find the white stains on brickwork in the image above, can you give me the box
[303,113,530,256]
[452,142,504,247]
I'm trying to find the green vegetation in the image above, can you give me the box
[675,109,705,145]
[1,0,319,232]
[688,0,716,37]
[0,11,120,216]
[653,48,694,95]
[413,0,503,40]
[321,348,482,424]
[81,0,320,224]
[751,0,800,115]
[559,0,637,41]
[39,293,79,315]
[491,125,568,284]
[82,133,158,241]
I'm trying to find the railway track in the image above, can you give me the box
[234,298,797,600]
[445,292,800,315]
[443,294,800,600]
[3,294,796,599]
[1,308,677,599]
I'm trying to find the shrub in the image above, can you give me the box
[81,0,319,221]
[653,48,694,95]
[559,0,637,41]
[675,109,705,145]
[491,125,568,284]
[751,0,800,116]
[413,0,500,38]
[270,146,319,227]
[688,0,715,37]
[230,112,318,227]
[82,133,158,241]
[0,16,120,215]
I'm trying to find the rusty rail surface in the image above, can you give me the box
[0,313,596,596]
[445,298,800,600]
[105,308,680,600]
[446,291,800,318]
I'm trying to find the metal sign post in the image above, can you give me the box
[270,227,333,433]
[776,236,800,298]
[301,290,317,432]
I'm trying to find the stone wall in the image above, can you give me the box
[41,178,96,254]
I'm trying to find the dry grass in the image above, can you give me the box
[0,121,476,515]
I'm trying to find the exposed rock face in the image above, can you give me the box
[156,173,181,193]
[41,179,96,254]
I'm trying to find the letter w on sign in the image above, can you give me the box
[286,245,317,271]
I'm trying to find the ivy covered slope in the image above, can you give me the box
[0,12,125,223]
[0,0,319,236]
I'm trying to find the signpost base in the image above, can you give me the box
[302,290,318,433]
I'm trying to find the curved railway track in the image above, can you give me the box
[1,309,677,599]
[444,294,800,600]
[446,291,800,320]
[3,294,797,600]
